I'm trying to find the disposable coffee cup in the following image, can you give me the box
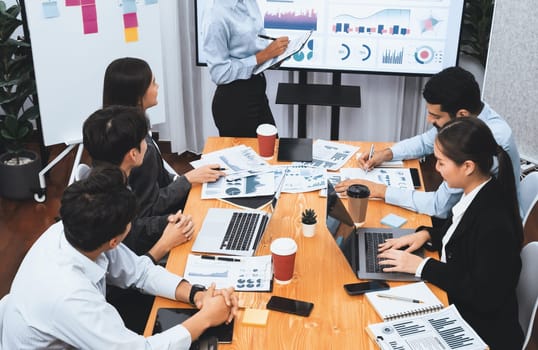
[270,238,297,284]
[347,184,370,227]
[256,124,277,159]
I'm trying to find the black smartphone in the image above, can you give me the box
[266,296,314,317]
[343,281,390,296]
[410,168,421,188]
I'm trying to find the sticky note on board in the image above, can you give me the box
[380,213,407,228]
[242,308,269,326]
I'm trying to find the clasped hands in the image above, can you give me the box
[193,283,238,325]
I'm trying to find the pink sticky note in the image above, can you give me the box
[80,0,95,4]
[83,19,98,34]
[81,4,97,21]
[123,13,138,28]
[65,0,80,6]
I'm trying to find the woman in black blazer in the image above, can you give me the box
[378,117,524,349]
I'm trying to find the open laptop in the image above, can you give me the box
[326,181,422,281]
[191,173,286,257]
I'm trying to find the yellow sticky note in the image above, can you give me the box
[242,308,269,326]
[124,27,138,43]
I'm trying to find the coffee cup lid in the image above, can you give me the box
[256,124,277,136]
[270,237,297,255]
[347,184,370,198]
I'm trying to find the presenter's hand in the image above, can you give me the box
[184,164,225,184]
[357,148,393,170]
[377,249,424,275]
[256,36,289,64]
[378,230,430,253]
[335,179,387,199]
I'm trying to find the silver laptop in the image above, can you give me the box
[191,173,286,257]
[326,181,422,281]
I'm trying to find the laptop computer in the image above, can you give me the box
[326,181,422,282]
[191,173,286,257]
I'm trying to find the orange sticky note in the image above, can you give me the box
[242,308,269,326]
[124,27,138,43]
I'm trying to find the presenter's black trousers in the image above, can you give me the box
[212,73,276,137]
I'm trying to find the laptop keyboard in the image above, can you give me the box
[365,231,393,273]
[220,212,261,251]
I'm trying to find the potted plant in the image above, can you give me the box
[0,0,41,200]
[301,208,317,237]
[460,0,495,68]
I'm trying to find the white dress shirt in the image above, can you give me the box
[1,221,191,349]
[386,102,521,218]
[203,0,268,85]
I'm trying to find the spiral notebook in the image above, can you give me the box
[365,282,444,321]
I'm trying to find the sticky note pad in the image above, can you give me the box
[242,308,269,326]
[380,213,407,228]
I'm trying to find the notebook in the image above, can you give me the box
[191,173,285,257]
[326,181,422,281]
[366,304,488,350]
[365,282,444,321]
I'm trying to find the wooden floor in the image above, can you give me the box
[0,142,199,299]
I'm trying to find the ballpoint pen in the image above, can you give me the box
[258,34,277,41]
[365,143,375,172]
[377,293,424,304]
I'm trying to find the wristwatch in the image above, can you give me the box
[189,284,207,306]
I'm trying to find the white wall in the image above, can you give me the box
[483,0,538,163]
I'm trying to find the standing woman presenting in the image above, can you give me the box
[204,0,288,137]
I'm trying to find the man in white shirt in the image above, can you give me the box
[336,66,521,219]
[0,166,238,349]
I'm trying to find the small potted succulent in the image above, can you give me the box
[301,208,317,237]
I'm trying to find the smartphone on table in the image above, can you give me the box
[343,281,390,296]
[266,296,314,317]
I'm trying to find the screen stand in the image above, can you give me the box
[275,71,361,140]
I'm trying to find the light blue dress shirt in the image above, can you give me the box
[1,221,191,349]
[203,0,268,85]
[387,102,521,218]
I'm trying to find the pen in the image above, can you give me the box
[200,255,240,262]
[212,167,227,171]
[365,143,375,172]
[377,293,424,304]
[258,34,277,41]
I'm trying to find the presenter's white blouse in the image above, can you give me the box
[1,221,190,349]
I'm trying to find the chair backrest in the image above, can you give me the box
[517,242,538,349]
[74,163,91,182]
[520,172,538,227]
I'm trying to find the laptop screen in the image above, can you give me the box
[326,181,357,269]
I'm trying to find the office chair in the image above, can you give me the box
[74,163,91,182]
[516,242,538,349]
[520,172,538,227]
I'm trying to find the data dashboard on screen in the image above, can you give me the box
[196,0,465,75]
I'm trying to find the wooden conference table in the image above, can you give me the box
[144,137,448,349]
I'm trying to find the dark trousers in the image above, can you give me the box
[212,73,276,137]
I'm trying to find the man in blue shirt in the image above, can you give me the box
[336,67,521,219]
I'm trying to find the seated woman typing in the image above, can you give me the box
[377,117,524,349]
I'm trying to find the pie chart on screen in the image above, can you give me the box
[415,46,434,64]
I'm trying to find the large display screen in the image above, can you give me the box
[195,0,465,75]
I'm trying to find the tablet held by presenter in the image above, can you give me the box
[347,184,370,227]
[270,238,297,284]
[257,124,277,159]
